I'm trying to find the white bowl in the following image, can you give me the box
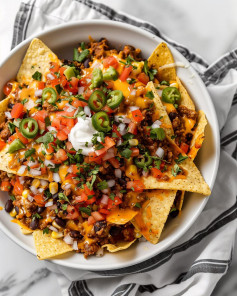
[0,20,220,271]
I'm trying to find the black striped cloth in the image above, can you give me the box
[12,1,237,295]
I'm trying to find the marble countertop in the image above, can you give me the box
[1,0,237,295]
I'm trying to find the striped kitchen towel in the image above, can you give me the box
[11,0,237,295]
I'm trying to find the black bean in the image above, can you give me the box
[186,133,193,142]
[30,219,39,230]
[117,177,126,187]
[52,193,58,200]
[55,217,66,228]
[94,221,107,233]
[57,201,61,209]
[8,103,14,109]
[109,226,121,237]
[70,230,82,239]
[83,58,90,68]
[15,206,19,215]
[169,112,178,121]
[169,210,179,218]
[5,200,13,213]
[37,206,45,214]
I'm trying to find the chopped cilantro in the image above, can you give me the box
[143,60,157,80]
[127,78,136,84]
[135,202,141,208]
[58,192,70,203]
[120,190,127,193]
[109,193,115,200]
[150,128,165,141]
[9,195,15,201]
[43,227,49,235]
[21,98,28,105]
[145,91,154,99]
[86,175,96,190]
[32,213,42,220]
[122,133,134,140]
[45,116,51,127]
[97,180,108,190]
[160,80,170,86]
[171,164,182,177]
[24,148,36,158]
[120,55,137,69]
[8,122,16,134]
[171,135,177,140]
[32,71,42,81]
[55,84,63,94]
[80,42,86,50]
[36,132,54,146]
[79,206,91,216]
[121,148,132,159]
[154,159,161,169]
[175,153,188,164]
[61,204,68,211]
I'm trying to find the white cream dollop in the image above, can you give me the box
[68,117,96,155]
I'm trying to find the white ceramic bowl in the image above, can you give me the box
[0,20,220,270]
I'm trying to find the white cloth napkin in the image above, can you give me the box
[11,1,237,295]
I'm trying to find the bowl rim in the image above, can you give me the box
[0,19,220,271]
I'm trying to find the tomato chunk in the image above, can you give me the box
[57,130,68,141]
[180,142,189,154]
[0,140,6,151]
[16,128,29,145]
[151,168,163,179]
[13,179,23,195]
[11,103,24,119]
[137,72,149,84]
[34,194,46,206]
[0,181,11,192]
[103,56,119,69]
[131,109,144,122]
[54,149,68,164]
[119,66,132,82]
[127,180,145,192]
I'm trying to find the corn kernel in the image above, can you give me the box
[51,231,63,239]
[22,189,30,199]
[10,208,17,217]
[59,165,69,182]
[128,139,138,146]
[49,182,58,195]
[32,179,40,189]
[40,179,48,189]
[52,220,62,230]
[136,97,149,109]
[66,220,79,231]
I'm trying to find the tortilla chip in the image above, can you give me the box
[0,97,10,123]
[11,218,33,234]
[148,42,176,82]
[17,38,60,84]
[147,82,174,137]
[176,77,195,110]
[33,230,73,260]
[188,110,207,160]
[142,136,211,195]
[102,239,136,252]
[132,190,176,244]
[106,208,138,225]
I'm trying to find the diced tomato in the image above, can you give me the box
[37,81,45,89]
[50,62,60,73]
[33,194,46,206]
[54,149,68,164]
[3,82,13,96]
[151,167,163,179]
[11,103,24,119]
[84,184,95,196]
[102,105,115,114]
[61,117,75,130]
[51,118,61,130]
[103,56,119,69]
[16,128,29,145]
[108,157,120,168]
[65,173,77,180]
[127,180,145,192]
[75,192,88,203]
[8,134,17,144]
[107,197,122,209]
[105,81,114,89]
[41,166,47,175]
[104,137,115,149]
[37,120,46,131]
[66,142,76,154]
[112,124,121,138]
[86,196,96,205]
[128,122,137,134]
[99,208,110,215]
[46,143,54,154]
[0,181,11,192]
[57,130,68,141]
[180,142,189,154]
[13,179,23,195]
[72,99,87,108]
[70,164,79,174]
[88,216,96,225]
[137,72,149,84]
[66,205,79,220]
[119,65,132,82]
[66,77,79,94]
[62,126,71,136]
[33,110,48,123]
[131,109,144,122]
[59,66,66,76]
[0,140,6,151]
[88,152,103,164]
[131,147,139,157]
[91,211,104,221]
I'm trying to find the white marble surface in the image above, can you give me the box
[1,0,237,295]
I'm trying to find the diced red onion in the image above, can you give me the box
[35,89,43,97]
[53,173,61,183]
[30,169,41,176]
[115,169,122,178]
[24,99,35,110]
[49,225,58,233]
[45,201,54,207]
[107,179,115,187]
[17,165,26,175]
[156,147,165,158]
[118,123,126,135]
[130,89,136,96]
[63,183,71,190]
[78,86,84,95]
[101,195,109,205]
[64,234,74,245]
[28,195,34,202]
[19,176,25,185]
[142,170,149,177]
[47,126,57,133]
[38,188,44,193]
[114,115,124,123]
[96,248,104,257]
[44,160,55,168]
[47,73,55,80]
[117,139,122,146]
[129,106,139,111]
[5,111,12,119]
[40,180,48,187]
[27,161,38,167]
[101,188,109,194]
[86,78,91,83]
[73,240,78,250]
[84,106,91,117]
[123,117,131,124]
[102,148,115,161]
[68,166,73,173]
[48,204,57,211]
[29,186,38,195]
[152,120,162,129]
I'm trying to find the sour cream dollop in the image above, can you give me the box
[68,117,96,155]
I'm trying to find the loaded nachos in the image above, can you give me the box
[0,38,210,259]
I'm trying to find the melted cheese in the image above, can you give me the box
[113,79,131,98]
[106,208,138,225]
[163,102,176,114]
[183,117,196,133]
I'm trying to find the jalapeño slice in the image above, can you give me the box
[134,153,152,168]
[42,87,57,104]
[20,118,39,139]
[162,87,181,105]
[88,90,106,112]
[92,111,111,132]
[107,90,124,109]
